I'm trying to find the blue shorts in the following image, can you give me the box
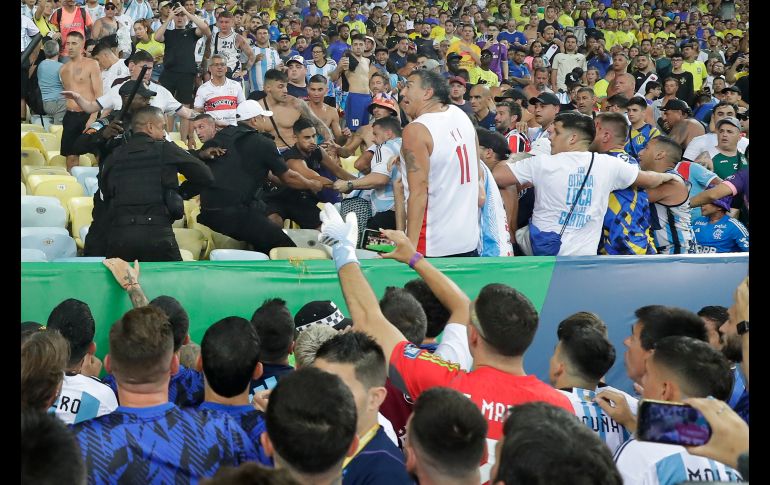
[345,92,372,132]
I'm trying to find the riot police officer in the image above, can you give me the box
[71,80,154,256]
[100,106,214,261]
[180,101,322,254]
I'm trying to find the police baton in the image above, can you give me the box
[118,65,150,123]
[21,34,42,67]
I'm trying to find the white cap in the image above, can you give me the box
[286,55,305,66]
[236,100,273,121]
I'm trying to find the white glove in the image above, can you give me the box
[318,203,359,270]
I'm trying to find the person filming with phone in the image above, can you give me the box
[612,336,743,484]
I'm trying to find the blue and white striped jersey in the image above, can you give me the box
[479,163,513,256]
[558,386,633,454]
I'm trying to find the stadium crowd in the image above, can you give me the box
[21,0,750,483]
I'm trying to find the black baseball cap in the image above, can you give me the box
[447,52,462,62]
[118,80,157,98]
[721,85,741,95]
[294,300,353,333]
[277,34,290,41]
[528,92,561,106]
[661,98,692,114]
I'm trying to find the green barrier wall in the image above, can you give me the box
[22,258,557,361]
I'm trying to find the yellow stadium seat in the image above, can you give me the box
[47,154,68,168]
[32,178,84,208]
[173,227,208,260]
[168,131,183,142]
[21,123,47,133]
[48,125,64,136]
[179,248,195,261]
[21,148,46,168]
[22,132,62,161]
[174,140,189,150]
[67,197,94,249]
[21,182,26,195]
[269,247,330,260]
[26,174,76,194]
[35,132,62,152]
[184,198,200,227]
[78,154,95,167]
[22,165,70,183]
[340,155,359,175]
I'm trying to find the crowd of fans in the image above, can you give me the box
[20,0,749,260]
[21,0,749,482]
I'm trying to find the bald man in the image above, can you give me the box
[469,84,496,130]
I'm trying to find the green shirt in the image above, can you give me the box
[710,150,748,179]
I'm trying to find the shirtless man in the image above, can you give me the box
[90,0,119,41]
[340,33,375,133]
[307,74,344,144]
[59,31,102,171]
[253,69,334,152]
[662,98,705,149]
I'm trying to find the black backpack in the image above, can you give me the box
[26,59,46,118]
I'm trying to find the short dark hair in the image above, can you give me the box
[292,116,316,136]
[477,127,510,161]
[496,100,523,121]
[128,49,154,65]
[149,296,189,352]
[265,367,357,474]
[605,94,630,108]
[131,105,164,131]
[558,311,607,337]
[557,323,616,383]
[645,80,661,93]
[635,305,708,351]
[627,95,648,110]
[46,298,95,367]
[67,31,84,41]
[193,113,216,123]
[372,116,402,135]
[308,73,328,85]
[351,33,366,43]
[697,306,729,326]
[379,287,428,345]
[496,402,622,485]
[91,41,113,57]
[408,69,451,104]
[577,86,596,97]
[21,410,86,485]
[554,112,596,144]
[315,332,386,389]
[201,317,261,398]
[651,336,733,401]
[403,279,450,338]
[474,284,538,357]
[21,321,44,346]
[712,101,738,115]
[108,306,175,385]
[251,298,295,362]
[265,68,288,83]
[648,135,682,163]
[596,111,630,143]
[410,388,488,479]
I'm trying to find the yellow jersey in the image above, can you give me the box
[682,60,708,92]
[447,40,481,71]
[558,14,574,27]
[594,79,609,98]
[469,67,501,87]
[606,8,627,20]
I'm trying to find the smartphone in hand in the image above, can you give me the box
[362,228,395,253]
[636,399,712,447]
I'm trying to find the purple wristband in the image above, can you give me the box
[408,252,424,269]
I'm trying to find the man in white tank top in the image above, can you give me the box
[207,11,254,80]
[399,70,481,257]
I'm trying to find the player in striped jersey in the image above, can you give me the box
[494,100,531,154]
[476,128,514,256]
[248,25,282,94]
[613,337,742,485]
[549,314,633,454]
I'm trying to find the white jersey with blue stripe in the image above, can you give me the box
[305,58,338,96]
[369,139,402,214]
[50,373,118,425]
[248,44,282,93]
[558,387,633,455]
[614,438,742,485]
[479,163,513,256]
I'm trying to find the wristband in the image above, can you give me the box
[408,252,424,269]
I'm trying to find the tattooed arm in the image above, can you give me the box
[293,97,335,141]
[103,258,149,308]
[401,123,432,248]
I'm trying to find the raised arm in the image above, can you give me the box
[689,182,733,207]
[318,204,406,367]
[401,123,431,247]
[153,15,171,43]
[103,258,149,308]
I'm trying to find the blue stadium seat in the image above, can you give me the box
[21,195,67,228]
[21,248,48,262]
[209,249,270,261]
[21,227,77,260]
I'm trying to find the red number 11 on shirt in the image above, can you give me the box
[456,144,471,185]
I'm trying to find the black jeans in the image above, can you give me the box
[106,225,181,262]
[198,206,296,255]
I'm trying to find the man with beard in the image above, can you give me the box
[275,34,299,64]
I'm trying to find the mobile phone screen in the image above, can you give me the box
[637,400,712,447]
[362,229,395,253]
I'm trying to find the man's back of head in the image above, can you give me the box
[493,402,622,485]
[473,283,538,357]
[406,387,487,483]
[403,278,450,339]
[107,306,175,387]
[264,367,357,478]
[47,298,96,369]
[22,409,86,485]
[293,324,339,368]
[553,321,616,388]
[643,336,732,401]
[379,287,428,346]
[150,295,190,353]
[637,305,708,351]
[251,298,295,364]
[201,317,261,398]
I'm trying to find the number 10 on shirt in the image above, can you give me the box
[456,144,471,184]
